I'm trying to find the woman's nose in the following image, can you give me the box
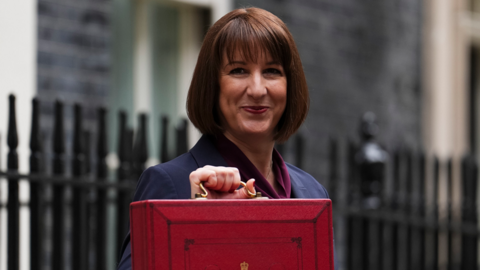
[246,72,267,98]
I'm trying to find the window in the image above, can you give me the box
[111,0,230,164]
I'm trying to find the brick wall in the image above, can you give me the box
[37,0,112,173]
[235,0,423,186]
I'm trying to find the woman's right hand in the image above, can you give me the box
[189,165,256,199]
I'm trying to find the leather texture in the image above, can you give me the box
[117,135,331,270]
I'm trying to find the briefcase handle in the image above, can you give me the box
[194,181,268,200]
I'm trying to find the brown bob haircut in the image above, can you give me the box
[186,7,309,142]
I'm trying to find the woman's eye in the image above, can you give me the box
[229,68,246,75]
[264,68,282,75]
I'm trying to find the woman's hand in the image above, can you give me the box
[189,165,256,199]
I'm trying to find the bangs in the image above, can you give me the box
[215,15,290,66]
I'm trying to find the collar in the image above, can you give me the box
[190,135,309,198]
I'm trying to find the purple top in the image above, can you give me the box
[215,134,291,199]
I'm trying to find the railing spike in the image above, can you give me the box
[7,94,18,169]
[461,154,478,267]
[116,111,134,263]
[118,110,127,165]
[160,115,169,163]
[96,107,108,270]
[30,98,42,152]
[431,156,440,270]
[72,104,84,175]
[118,110,131,179]
[133,113,148,178]
[83,130,91,174]
[175,118,188,157]
[52,99,65,270]
[7,94,19,270]
[72,103,88,270]
[97,107,108,178]
[126,128,134,165]
[29,97,44,270]
[53,100,65,174]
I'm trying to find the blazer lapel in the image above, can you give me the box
[190,135,229,167]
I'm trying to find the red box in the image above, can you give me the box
[130,199,333,270]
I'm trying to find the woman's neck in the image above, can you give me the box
[223,132,276,187]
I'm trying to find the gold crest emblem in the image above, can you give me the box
[240,261,249,270]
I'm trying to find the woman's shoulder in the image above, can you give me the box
[284,162,318,183]
[133,152,198,201]
[152,151,199,175]
[284,162,329,198]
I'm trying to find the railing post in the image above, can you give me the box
[30,97,44,270]
[354,112,387,270]
[427,156,440,270]
[52,100,65,270]
[133,113,148,178]
[346,140,359,270]
[418,153,426,270]
[72,104,85,175]
[83,129,92,270]
[446,158,454,270]
[176,118,188,158]
[96,107,108,270]
[7,94,19,270]
[117,111,131,180]
[116,110,134,262]
[461,154,478,269]
[389,150,401,270]
[84,130,91,175]
[411,152,426,270]
[72,104,88,270]
[404,151,413,270]
[160,115,169,163]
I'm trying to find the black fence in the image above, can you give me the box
[2,94,480,270]
[1,94,188,270]
[328,113,479,270]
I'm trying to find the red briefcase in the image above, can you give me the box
[130,199,333,270]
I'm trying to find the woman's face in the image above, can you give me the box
[219,50,287,141]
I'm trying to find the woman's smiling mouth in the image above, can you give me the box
[242,106,268,114]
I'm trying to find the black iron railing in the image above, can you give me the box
[1,94,188,270]
[328,113,480,270]
[2,94,480,270]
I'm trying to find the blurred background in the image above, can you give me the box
[0,0,478,269]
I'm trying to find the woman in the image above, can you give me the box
[117,7,330,270]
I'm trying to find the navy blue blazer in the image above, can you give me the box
[117,135,331,270]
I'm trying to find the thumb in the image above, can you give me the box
[245,179,256,196]
[239,179,256,199]
[220,179,256,199]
